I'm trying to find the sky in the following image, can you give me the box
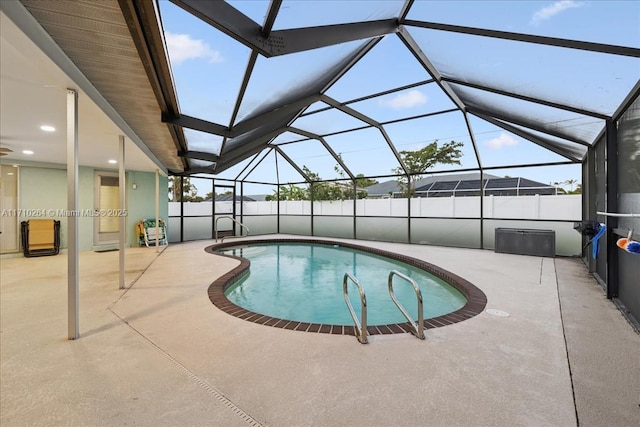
[156,0,640,195]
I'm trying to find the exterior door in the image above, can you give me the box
[94,171,120,245]
[0,165,19,253]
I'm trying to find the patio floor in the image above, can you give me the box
[1,235,638,426]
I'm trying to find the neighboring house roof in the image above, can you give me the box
[365,173,501,196]
[365,173,557,197]
[417,176,553,192]
[363,180,401,196]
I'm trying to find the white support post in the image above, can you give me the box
[67,89,79,340]
[451,195,456,217]
[155,169,159,253]
[118,135,126,289]
[487,194,494,218]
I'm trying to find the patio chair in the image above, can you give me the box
[136,218,167,247]
[20,219,60,257]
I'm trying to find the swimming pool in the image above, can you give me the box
[206,239,487,336]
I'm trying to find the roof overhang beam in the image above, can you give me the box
[119,0,186,171]
[162,112,231,138]
[178,151,220,163]
[172,0,398,57]
[268,20,397,56]
[232,94,321,136]
[178,166,216,175]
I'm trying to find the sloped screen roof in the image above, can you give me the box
[156,0,639,184]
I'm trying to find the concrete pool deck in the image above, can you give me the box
[1,235,639,426]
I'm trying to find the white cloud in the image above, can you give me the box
[379,90,427,109]
[485,133,518,150]
[165,32,223,65]
[530,1,584,25]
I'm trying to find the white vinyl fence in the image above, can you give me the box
[169,195,582,255]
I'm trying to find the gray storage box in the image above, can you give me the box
[495,228,556,257]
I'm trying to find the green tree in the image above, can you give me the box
[333,157,378,199]
[355,174,378,188]
[266,184,307,201]
[168,176,202,202]
[311,182,347,200]
[353,174,378,198]
[266,164,380,201]
[392,140,464,197]
[310,166,374,201]
[304,166,343,200]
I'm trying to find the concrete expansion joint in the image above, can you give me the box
[108,246,167,310]
[539,258,544,284]
[108,308,264,426]
[554,257,580,427]
[101,246,263,425]
[97,246,264,425]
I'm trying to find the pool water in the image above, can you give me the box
[220,243,466,326]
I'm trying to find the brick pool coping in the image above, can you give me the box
[205,239,487,336]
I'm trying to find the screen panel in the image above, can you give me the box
[355,217,408,243]
[411,218,481,248]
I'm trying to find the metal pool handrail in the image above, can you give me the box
[388,270,425,340]
[343,272,368,344]
[214,215,249,242]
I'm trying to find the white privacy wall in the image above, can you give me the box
[216,195,581,219]
[168,195,582,255]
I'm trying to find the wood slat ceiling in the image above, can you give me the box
[21,0,184,172]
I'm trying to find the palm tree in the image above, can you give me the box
[564,179,578,192]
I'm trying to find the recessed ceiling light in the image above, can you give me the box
[108,159,117,164]
[40,125,56,132]
[22,150,34,155]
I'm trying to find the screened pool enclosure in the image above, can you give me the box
[149,1,637,253]
[16,1,639,323]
